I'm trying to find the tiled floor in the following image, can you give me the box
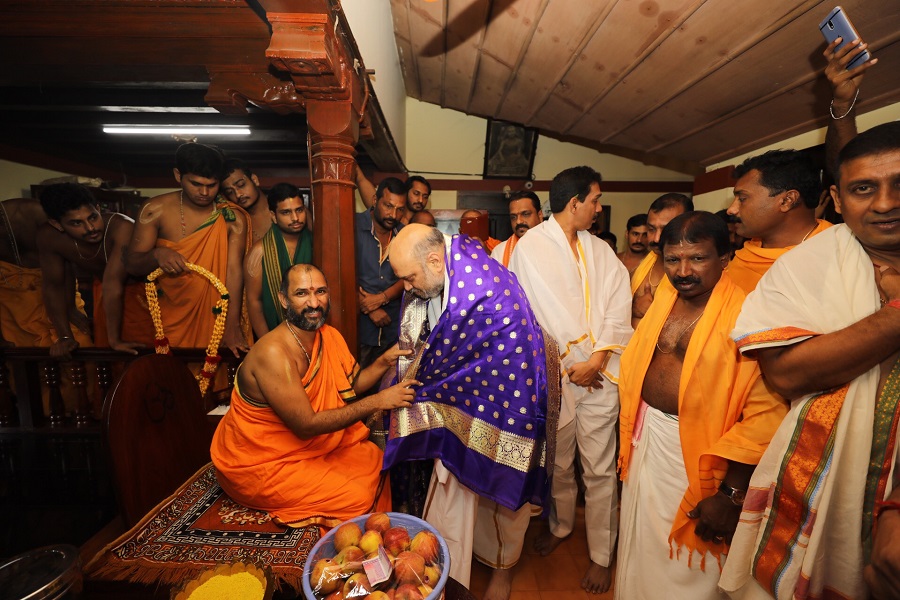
[467,506,615,600]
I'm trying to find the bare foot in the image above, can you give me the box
[581,561,612,594]
[483,567,513,600]
[533,528,567,556]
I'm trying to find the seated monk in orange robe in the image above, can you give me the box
[211,264,418,527]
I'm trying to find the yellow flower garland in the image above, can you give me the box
[145,263,229,397]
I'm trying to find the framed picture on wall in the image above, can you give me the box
[483,119,538,179]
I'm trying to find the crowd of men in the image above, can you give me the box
[1,35,898,600]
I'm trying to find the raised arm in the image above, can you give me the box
[36,227,80,357]
[220,211,250,357]
[355,165,378,210]
[243,242,269,339]
[102,215,143,354]
[823,37,878,178]
[252,345,416,440]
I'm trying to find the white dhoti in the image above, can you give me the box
[422,460,478,587]
[549,382,619,567]
[472,498,533,570]
[616,406,727,600]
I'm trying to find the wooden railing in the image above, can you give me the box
[0,348,241,432]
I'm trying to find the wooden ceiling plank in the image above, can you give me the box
[441,0,491,112]
[581,0,822,144]
[547,0,703,132]
[391,0,421,99]
[468,54,514,117]
[496,0,607,125]
[654,42,900,164]
[406,1,445,104]
[612,0,900,154]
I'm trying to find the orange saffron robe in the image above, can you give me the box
[629,251,657,296]
[92,279,155,347]
[0,260,92,347]
[727,219,831,294]
[211,324,390,527]
[618,273,787,564]
[154,210,236,348]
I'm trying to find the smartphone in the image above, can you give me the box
[819,6,872,70]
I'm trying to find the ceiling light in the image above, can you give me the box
[103,124,251,135]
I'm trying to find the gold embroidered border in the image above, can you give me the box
[390,402,543,473]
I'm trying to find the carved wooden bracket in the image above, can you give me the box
[205,68,305,116]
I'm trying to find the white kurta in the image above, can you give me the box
[508,215,632,567]
[490,237,510,265]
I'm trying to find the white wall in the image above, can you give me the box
[0,160,72,200]
[342,0,407,159]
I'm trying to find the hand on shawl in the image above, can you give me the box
[687,492,741,545]
[376,345,411,369]
[374,379,421,410]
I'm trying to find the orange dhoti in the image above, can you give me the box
[92,279,155,348]
[211,324,389,527]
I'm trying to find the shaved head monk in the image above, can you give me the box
[211,264,417,527]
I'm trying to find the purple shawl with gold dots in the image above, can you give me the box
[383,234,549,511]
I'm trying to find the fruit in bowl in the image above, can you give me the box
[302,512,450,600]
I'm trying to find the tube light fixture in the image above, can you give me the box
[103,124,251,135]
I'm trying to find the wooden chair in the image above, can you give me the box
[102,354,215,527]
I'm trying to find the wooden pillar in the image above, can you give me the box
[307,99,359,350]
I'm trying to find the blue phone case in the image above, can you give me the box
[819,6,871,70]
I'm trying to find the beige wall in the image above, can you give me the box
[403,98,693,246]
[0,160,71,200]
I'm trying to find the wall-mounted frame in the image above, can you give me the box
[483,119,538,179]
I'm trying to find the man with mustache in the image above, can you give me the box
[386,224,550,599]
[726,149,830,294]
[243,183,312,338]
[617,212,785,600]
[36,183,153,357]
[355,166,432,226]
[491,190,543,267]
[355,177,407,369]
[618,213,649,276]
[221,159,271,244]
[509,166,632,595]
[211,264,417,527]
[719,123,900,600]
[631,193,693,328]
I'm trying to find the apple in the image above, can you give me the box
[422,564,441,587]
[394,583,424,600]
[409,531,440,564]
[333,522,363,552]
[342,572,372,598]
[383,527,410,556]
[334,545,365,575]
[310,558,343,595]
[325,590,344,600]
[368,592,391,600]
[365,512,392,534]
[359,530,383,555]
[394,551,425,584]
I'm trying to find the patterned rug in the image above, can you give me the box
[84,463,320,592]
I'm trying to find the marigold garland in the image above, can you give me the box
[146,263,229,397]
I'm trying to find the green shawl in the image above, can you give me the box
[261,226,313,330]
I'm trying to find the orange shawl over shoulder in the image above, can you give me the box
[154,209,235,348]
[618,272,786,563]
[727,219,831,294]
[630,251,657,296]
[211,324,389,527]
